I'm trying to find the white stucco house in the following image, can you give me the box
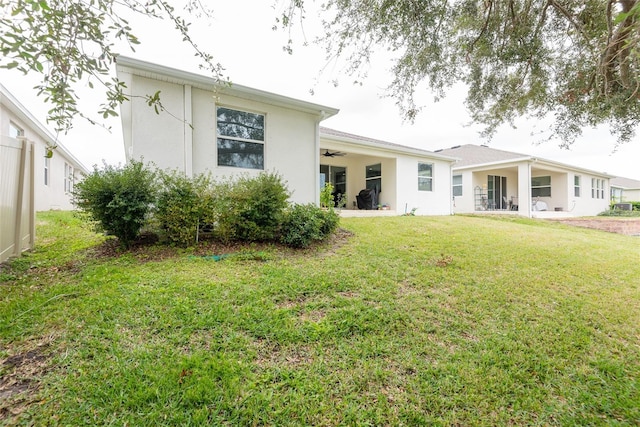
[1,83,87,212]
[611,177,640,204]
[1,83,88,262]
[116,56,456,215]
[435,144,613,218]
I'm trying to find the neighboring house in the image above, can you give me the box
[611,177,640,203]
[116,56,456,215]
[1,83,88,262]
[319,128,456,215]
[435,144,613,217]
[1,84,88,211]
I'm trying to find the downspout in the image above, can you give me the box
[314,111,327,206]
[450,163,455,215]
[183,84,193,177]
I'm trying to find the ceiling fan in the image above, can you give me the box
[322,149,346,157]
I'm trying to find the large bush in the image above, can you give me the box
[73,161,156,247]
[155,171,217,246]
[218,172,290,242]
[280,204,340,248]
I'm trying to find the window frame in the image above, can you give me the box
[215,106,266,170]
[591,178,605,199]
[531,176,551,197]
[574,175,581,197]
[418,162,434,192]
[452,174,463,197]
[9,122,24,139]
[44,156,50,186]
[365,163,382,193]
[64,162,74,193]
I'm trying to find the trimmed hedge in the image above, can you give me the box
[75,164,340,248]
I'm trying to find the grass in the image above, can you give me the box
[1,211,639,425]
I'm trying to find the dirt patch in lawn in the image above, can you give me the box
[0,339,52,423]
[548,217,640,236]
[84,228,355,263]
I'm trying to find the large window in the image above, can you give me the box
[531,176,551,197]
[366,163,381,193]
[592,178,605,199]
[418,162,433,191]
[452,174,463,197]
[574,175,581,197]
[216,107,265,170]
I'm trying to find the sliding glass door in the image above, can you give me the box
[487,175,507,210]
[320,165,347,207]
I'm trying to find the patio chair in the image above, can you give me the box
[510,196,518,211]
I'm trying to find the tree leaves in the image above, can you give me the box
[0,0,223,134]
[283,0,640,147]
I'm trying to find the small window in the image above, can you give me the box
[418,163,433,192]
[64,162,74,193]
[574,175,581,197]
[9,122,24,139]
[591,178,605,199]
[531,176,551,197]
[365,163,381,193]
[44,157,50,186]
[216,107,265,170]
[452,174,463,197]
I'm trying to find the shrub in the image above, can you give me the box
[320,182,334,208]
[598,209,640,217]
[155,171,217,246]
[73,160,156,247]
[319,206,340,236]
[280,203,340,248]
[218,172,290,242]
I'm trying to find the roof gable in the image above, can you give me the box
[0,83,88,173]
[435,144,530,167]
[116,56,339,119]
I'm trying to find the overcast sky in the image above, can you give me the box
[2,0,639,180]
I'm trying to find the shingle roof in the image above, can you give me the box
[611,176,640,189]
[434,144,530,167]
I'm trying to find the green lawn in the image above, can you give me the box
[1,211,639,426]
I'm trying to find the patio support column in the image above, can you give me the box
[517,163,532,217]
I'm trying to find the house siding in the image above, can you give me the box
[396,156,452,215]
[121,73,323,205]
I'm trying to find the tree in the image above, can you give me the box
[281,0,640,147]
[0,0,222,136]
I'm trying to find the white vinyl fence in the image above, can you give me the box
[1,136,35,263]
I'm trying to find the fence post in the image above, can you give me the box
[29,140,35,249]
[13,137,27,256]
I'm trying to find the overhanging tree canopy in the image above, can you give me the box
[283,0,640,147]
[0,0,222,135]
